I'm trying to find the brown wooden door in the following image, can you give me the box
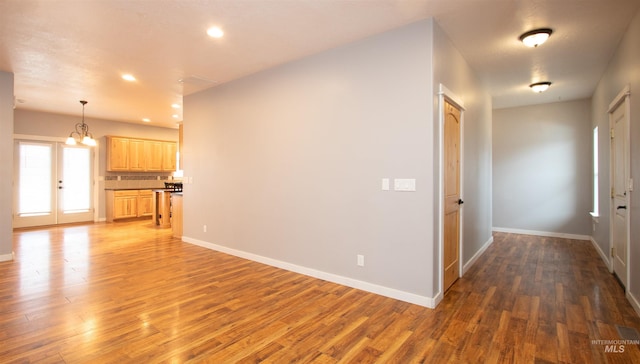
[443,99,461,292]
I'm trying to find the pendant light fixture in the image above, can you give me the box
[530,81,552,93]
[519,28,553,47]
[66,100,96,146]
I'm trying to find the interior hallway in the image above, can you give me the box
[1,221,639,363]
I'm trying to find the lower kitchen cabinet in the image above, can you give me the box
[138,190,153,217]
[106,189,153,222]
[171,193,183,238]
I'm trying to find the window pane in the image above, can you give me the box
[19,143,52,215]
[63,147,91,213]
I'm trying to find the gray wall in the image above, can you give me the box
[183,19,492,305]
[591,7,640,308]
[0,71,13,260]
[14,109,178,220]
[493,100,592,236]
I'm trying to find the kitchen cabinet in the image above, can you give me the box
[129,139,146,171]
[107,137,130,171]
[152,190,172,228]
[138,190,153,217]
[144,140,163,171]
[109,190,138,220]
[106,189,154,222]
[163,142,177,171]
[171,193,183,238]
[107,136,177,172]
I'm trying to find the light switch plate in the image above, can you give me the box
[382,178,390,191]
[394,178,416,191]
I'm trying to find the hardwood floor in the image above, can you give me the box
[1,222,640,363]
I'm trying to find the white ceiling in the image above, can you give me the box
[1,0,639,129]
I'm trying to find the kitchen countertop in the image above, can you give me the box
[105,187,173,191]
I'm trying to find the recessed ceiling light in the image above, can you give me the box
[171,103,180,109]
[530,81,552,93]
[142,118,151,122]
[122,74,136,82]
[207,26,224,38]
[519,28,553,47]
[172,114,179,119]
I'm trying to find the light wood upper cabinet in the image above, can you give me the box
[107,136,177,172]
[144,140,164,172]
[163,142,177,171]
[129,139,146,171]
[107,137,130,171]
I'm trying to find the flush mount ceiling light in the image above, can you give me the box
[122,74,136,82]
[519,28,553,47]
[530,81,552,93]
[66,100,96,146]
[207,26,224,38]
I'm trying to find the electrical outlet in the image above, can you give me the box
[203,225,207,232]
[357,254,364,267]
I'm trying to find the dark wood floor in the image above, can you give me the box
[1,221,639,363]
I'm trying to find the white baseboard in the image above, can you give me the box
[182,236,436,308]
[463,235,494,275]
[590,236,612,271]
[0,252,13,262]
[492,227,590,241]
[431,291,443,307]
[628,291,640,317]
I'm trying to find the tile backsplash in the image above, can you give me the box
[104,174,181,190]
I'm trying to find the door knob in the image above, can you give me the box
[457,199,464,205]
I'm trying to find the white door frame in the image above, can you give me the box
[437,84,465,302]
[13,134,100,225]
[608,85,631,287]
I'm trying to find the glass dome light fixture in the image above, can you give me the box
[530,81,552,93]
[519,28,553,47]
[65,100,97,146]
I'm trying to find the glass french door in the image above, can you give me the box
[14,140,94,228]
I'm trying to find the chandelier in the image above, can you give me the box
[65,100,96,146]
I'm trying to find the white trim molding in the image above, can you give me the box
[608,85,630,113]
[492,227,590,241]
[608,85,631,284]
[628,291,640,317]
[463,235,494,274]
[590,236,611,270]
[182,236,437,308]
[0,252,14,262]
